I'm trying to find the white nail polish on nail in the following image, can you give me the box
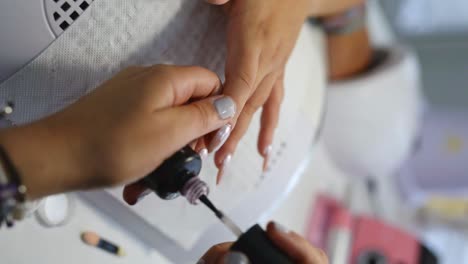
[217,154,232,184]
[209,124,232,152]
[214,96,237,120]
[199,148,208,160]
[223,154,232,169]
[263,145,272,171]
[263,145,272,157]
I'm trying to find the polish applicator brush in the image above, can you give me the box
[199,195,293,264]
[141,146,293,263]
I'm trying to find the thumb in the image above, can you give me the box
[160,95,236,149]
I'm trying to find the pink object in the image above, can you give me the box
[350,216,419,264]
[307,194,430,264]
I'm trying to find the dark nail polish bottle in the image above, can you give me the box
[141,146,208,204]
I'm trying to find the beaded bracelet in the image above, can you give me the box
[0,146,26,228]
[319,3,366,35]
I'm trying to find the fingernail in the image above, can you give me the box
[273,222,288,234]
[199,148,208,160]
[196,259,205,264]
[262,145,272,172]
[137,189,152,202]
[214,96,236,120]
[209,124,232,152]
[224,252,250,264]
[217,154,232,185]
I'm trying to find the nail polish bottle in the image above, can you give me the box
[142,146,293,264]
[141,146,208,204]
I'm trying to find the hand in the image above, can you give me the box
[202,0,310,183]
[0,65,236,199]
[267,222,329,264]
[206,0,365,16]
[197,222,328,264]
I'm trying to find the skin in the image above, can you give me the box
[0,65,234,200]
[199,221,329,264]
[204,0,369,182]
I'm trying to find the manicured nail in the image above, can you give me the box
[214,96,236,120]
[199,148,208,160]
[273,222,288,234]
[262,145,272,172]
[224,251,250,264]
[209,124,232,152]
[217,154,232,185]
[137,189,152,202]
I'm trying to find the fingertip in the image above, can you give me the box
[123,182,150,205]
[205,0,230,5]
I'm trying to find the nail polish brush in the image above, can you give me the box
[140,146,293,264]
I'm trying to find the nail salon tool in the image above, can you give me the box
[142,146,293,264]
[81,231,125,257]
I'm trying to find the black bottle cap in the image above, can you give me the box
[142,146,202,200]
[231,224,293,264]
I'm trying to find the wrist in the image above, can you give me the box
[317,2,372,80]
[0,121,81,199]
[327,28,372,80]
[308,0,365,17]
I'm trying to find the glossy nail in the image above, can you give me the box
[217,154,232,185]
[273,222,289,234]
[214,96,236,120]
[262,145,272,172]
[137,189,152,203]
[224,251,250,264]
[209,124,232,152]
[199,148,208,160]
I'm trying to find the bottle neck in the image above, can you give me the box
[180,177,209,205]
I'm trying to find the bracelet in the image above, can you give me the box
[0,145,27,227]
[318,4,366,35]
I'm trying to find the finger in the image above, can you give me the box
[198,242,233,264]
[123,182,151,205]
[258,75,284,171]
[205,0,230,4]
[214,73,276,183]
[195,139,208,161]
[266,222,328,263]
[223,44,260,121]
[147,65,222,107]
[157,95,236,157]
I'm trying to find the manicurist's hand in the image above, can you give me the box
[197,221,329,264]
[0,65,236,200]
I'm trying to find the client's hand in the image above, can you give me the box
[198,222,328,264]
[0,65,236,199]
[203,0,311,183]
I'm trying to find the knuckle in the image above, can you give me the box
[242,101,260,117]
[191,103,211,129]
[236,69,256,93]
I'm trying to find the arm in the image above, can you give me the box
[0,65,236,200]
[316,1,373,80]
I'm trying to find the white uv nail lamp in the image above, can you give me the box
[0,0,94,83]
